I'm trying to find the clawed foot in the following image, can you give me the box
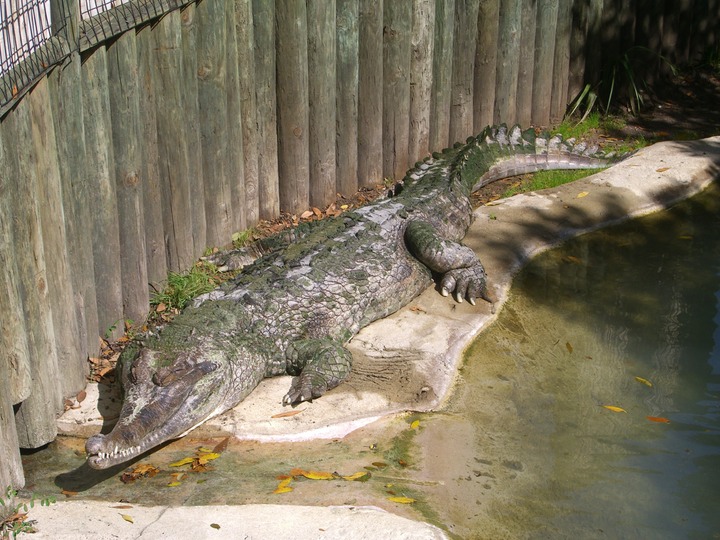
[440,263,493,307]
[282,373,328,405]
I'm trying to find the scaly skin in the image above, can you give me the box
[86,125,614,469]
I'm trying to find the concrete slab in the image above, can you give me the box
[48,136,719,539]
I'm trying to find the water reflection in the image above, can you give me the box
[420,182,720,538]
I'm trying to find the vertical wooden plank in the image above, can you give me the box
[531,0,558,126]
[336,0,358,198]
[430,0,454,149]
[409,0,434,161]
[276,0,310,212]
[226,0,247,233]
[550,0,573,123]
[29,78,86,397]
[382,0,412,180]
[253,0,280,218]
[180,5,207,252]
[494,0,522,125]
[568,0,589,103]
[0,368,23,488]
[49,2,100,360]
[107,31,149,326]
[449,0,480,142]
[197,0,232,246]
[672,0,693,67]
[82,49,124,341]
[0,119,32,406]
[153,10,196,271]
[357,0,383,187]
[307,0,337,206]
[516,0,536,127]
[235,0,260,225]
[474,0,499,130]
[5,100,61,448]
[136,24,167,288]
[581,0,604,89]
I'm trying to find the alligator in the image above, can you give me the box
[86,125,614,469]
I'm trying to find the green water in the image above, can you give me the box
[20,184,720,539]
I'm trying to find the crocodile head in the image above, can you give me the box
[86,346,230,469]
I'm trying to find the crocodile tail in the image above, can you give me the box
[451,124,623,194]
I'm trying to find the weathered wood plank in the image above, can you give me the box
[568,0,590,103]
[48,54,100,359]
[357,0,383,187]
[430,0,454,150]
[0,368,23,488]
[450,0,480,142]
[307,0,337,206]
[494,0,522,125]
[153,9,196,271]
[107,31,150,326]
[276,0,310,212]
[226,0,247,233]
[0,114,32,406]
[336,0,358,198]
[29,78,86,397]
[81,48,125,341]
[474,0,499,129]
[253,0,280,218]
[516,0,537,127]
[550,0,573,122]
[382,0,412,180]
[532,0,559,126]
[4,99,61,448]
[180,5,207,253]
[235,0,260,225]
[409,0,434,161]
[196,0,232,246]
[136,24,167,288]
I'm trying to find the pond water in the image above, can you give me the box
[20,183,720,539]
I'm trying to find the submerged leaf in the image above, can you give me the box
[301,470,335,481]
[634,376,653,387]
[388,496,416,504]
[410,420,420,430]
[576,191,589,198]
[342,471,371,482]
[167,481,182,487]
[169,457,196,468]
[602,405,627,413]
[566,342,573,354]
[647,416,671,424]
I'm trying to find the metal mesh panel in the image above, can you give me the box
[80,0,131,20]
[0,0,53,76]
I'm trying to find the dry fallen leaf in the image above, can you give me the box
[167,481,182,487]
[169,457,196,468]
[213,437,230,453]
[76,390,87,403]
[566,342,573,354]
[388,496,416,504]
[634,376,653,387]
[342,471,371,482]
[410,420,420,430]
[271,408,306,419]
[656,167,670,173]
[647,416,671,424]
[61,489,78,497]
[210,523,221,529]
[301,470,335,480]
[273,477,293,494]
[576,191,589,198]
[120,513,134,523]
[602,405,627,413]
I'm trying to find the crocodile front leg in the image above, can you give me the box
[283,338,353,405]
[405,220,494,308]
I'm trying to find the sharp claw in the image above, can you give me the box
[441,288,448,297]
[469,297,475,306]
[455,293,463,303]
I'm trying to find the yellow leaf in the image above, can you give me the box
[678,235,693,240]
[340,204,349,210]
[602,405,627,413]
[273,477,293,494]
[634,376,653,387]
[388,496,416,504]
[169,457,196,467]
[372,461,388,469]
[410,420,420,430]
[647,416,671,424]
[656,167,670,173]
[197,447,213,453]
[301,470,335,480]
[167,481,182,487]
[197,452,220,465]
[120,513,134,523]
[342,471,371,482]
[576,191,589,198]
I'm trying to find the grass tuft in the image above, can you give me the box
[151,262,220,311]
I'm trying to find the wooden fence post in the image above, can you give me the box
[550,0,573,122]
[336,0,358,199]
[494,0,522,125]
[357,0,383,187]
[474,0,499,130]
[276,0,310,212]
[253,0,280,219]
[450,0,480,142]
[430,0,454,149]
[307,0,337,206]
[382,0,412,180]
[532,0,559,126]
[409,0,434,161]
[516,0,537,127]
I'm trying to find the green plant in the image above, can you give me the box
[502,169,601,199]
[150,262,220,311]
[1,486,55,539]
[231,228,258,249]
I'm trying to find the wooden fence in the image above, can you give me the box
[0,0,717,489]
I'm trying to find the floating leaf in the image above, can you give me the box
[197,452,220,465]
[120,514,134,523]
[602,405,627,413]
[576,191,589,198]
[634,376,653,387]
[410,420,420,429]
[271,408,306,418]
[169,457,196,467]
[388,496,416,504]
[167,481,182,487]
[566,342,573,354]
[562,255,583,265]
[301,470,335,480]
[647,416,670,424]
[371,461,388,469]
[342,471,371,482]
[678,235,693,240]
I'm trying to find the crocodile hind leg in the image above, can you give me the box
[283,338,353,405]
[405,220,494,309]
